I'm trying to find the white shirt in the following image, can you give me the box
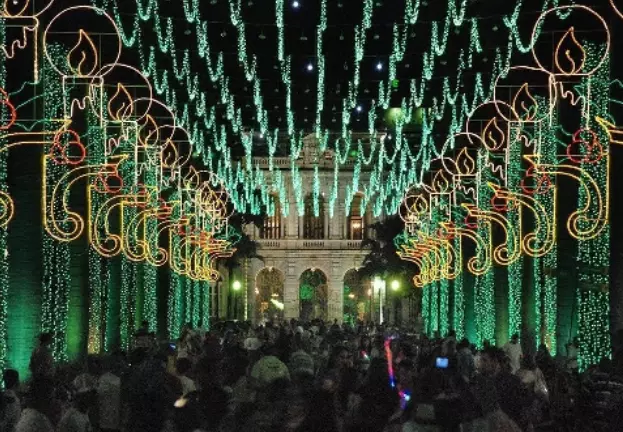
[98,372,121,430]
[243,337,263,351]
[0,389,21,432]
[178,375,197,395]
[503,341,523,374]
[15,408,53,432]
[57,407,91,432]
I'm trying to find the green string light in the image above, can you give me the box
[453,236,464,340]
[98,0,563,218]
[507,124,523,339]
[0,19,8,372]
[474,149,495,347]
[576,44,611,371]
[42,45,71,362]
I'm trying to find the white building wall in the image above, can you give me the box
[247,135,376,323]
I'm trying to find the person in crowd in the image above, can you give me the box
[133,320,153,350]
[15,378,56,432]
[396,358,415,398]
[288,333,315,378]
[175,357,197,396]
[193,357,230,431]
[296,389,341,432]
[441,330,457,357]
[348,358,399,431]
[250,345,291,389]
[477,346,533,431]
[98,354,122,432]
[503,333,523,374]
[0,369,21,432]
[57,374,97,432]
[29,333,54,379]
[125,357,178,432]
[456,338,475,382]
[566,338,579,376]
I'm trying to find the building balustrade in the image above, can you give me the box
[257,238,364,250]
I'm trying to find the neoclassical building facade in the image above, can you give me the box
[230,134,378,323]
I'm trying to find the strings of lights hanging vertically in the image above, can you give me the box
[0,18,8,372]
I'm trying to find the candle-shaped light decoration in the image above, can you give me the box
[481,118,505,151]
[108,83,134,121]
[555,27,586,76]
[512,83,539,122]
[67,29,98,77]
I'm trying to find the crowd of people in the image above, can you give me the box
[1,319,623,431]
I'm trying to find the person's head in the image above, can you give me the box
[39,332,53,347]
[511,333,519,344]
[448,330,456,338]
[141,320,149,329]
[176,358,192,376]
[328,346,351,370]
[3,369,18,390]
[479,347,505,376]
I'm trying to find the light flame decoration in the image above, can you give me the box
[554,27,586,76]
[108,83,134,122]
[481,118,506,152]
[67,29,98,77]
[455,148,476,176]
[512,83,539,122]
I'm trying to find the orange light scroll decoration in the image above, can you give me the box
[489,181,557,258]
[441,220,491,276]
[43,155,128,243]
[89,186,148,258]
[525,154,608,242]
[464,190,521,267]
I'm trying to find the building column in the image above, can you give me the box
[328,272,344,323]
[323,201,329,239]
[332,205,344,240]
[284,262,299,320]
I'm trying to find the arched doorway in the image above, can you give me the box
[255,267,285,324]
[343,269,369,325]
[299,269,328,321]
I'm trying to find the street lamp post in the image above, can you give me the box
[373,277,386,324]
[232,280,242,320]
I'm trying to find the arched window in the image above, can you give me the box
[303,194,324,239]
[261,195,282,239]
[348,194,365,240]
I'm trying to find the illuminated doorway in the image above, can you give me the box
[255,267,285,323]
[343,269,369,325]
[299,269,328,321]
